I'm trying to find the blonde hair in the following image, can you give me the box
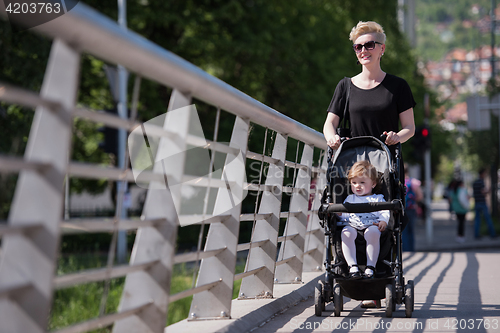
[349,21,386,44]
[348,160,378,184]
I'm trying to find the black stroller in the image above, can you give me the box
[317,136,414,318]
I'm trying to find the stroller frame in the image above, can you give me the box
[317,136,414,318]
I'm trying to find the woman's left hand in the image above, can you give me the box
[383,131,400,145]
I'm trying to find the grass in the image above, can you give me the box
[49,254,245,331]
[49,253,123,332]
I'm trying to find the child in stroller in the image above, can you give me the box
[339,160,389,280]
[317,136,414,318]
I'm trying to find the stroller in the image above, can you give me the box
[317,136,414,318]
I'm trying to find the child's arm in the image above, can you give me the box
[373,194,389,231]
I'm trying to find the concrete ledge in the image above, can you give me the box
[166,271,323,333]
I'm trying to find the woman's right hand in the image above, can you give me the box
[326,134,341,149]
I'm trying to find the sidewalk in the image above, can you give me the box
[414,199,500,251]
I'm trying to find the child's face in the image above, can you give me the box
[350,174,376,196]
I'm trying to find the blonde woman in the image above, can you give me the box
[323,21,416,172]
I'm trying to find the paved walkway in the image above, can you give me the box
[167,200,500,333]
[415,200,500,252]
[251,251,500,333]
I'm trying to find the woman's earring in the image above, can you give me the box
[356,59,360,65]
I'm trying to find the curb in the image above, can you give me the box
[166,271,323,333]
[218,274,322,333]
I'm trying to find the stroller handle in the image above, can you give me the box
[325,200,403,214]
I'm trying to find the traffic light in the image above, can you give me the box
[420,125,431,150]
[411,125,431,159]
[98,107,118,157]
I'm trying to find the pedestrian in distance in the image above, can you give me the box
[449,179,469,243]
[444,179,456,220]
[472,168,497,239]
[403,165,423,251]
[338,161,389,279]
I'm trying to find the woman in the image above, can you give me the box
[323,21,416,154]
[450,180,469,243]
[323,21,416,308]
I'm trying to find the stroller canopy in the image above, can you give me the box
[331,136,394,176]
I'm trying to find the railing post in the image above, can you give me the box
[188,116,249,319]
[239,133,288,298]
[0,39,80,332]
[275,144,313,283]
[303,150,328,271]
[113,89,191,333]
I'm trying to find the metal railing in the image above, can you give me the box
[0,3,327,333]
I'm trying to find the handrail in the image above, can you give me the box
[0,281,32,299]
[234,266,266,281]
[174,247,227,264]
[0,223,43,237]
[277,233,299,243]
[169,279,222,303]
[60,218,165,233]
[0,155,51,174]
[16,3,325,148]
[54,261,160,289]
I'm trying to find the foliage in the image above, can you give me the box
[50,254,123,332]
[413,0,500,176]
[416,0,494,62]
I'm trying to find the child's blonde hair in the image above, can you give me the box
[349,21,386,44]
[348,160,378,184]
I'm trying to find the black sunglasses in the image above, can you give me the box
[353,41,382,53]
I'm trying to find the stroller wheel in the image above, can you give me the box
[405,280,415,318]
[314,280,325,316]
[333,283,342,317]
[385,284,393,318]
[409,280,415,310]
